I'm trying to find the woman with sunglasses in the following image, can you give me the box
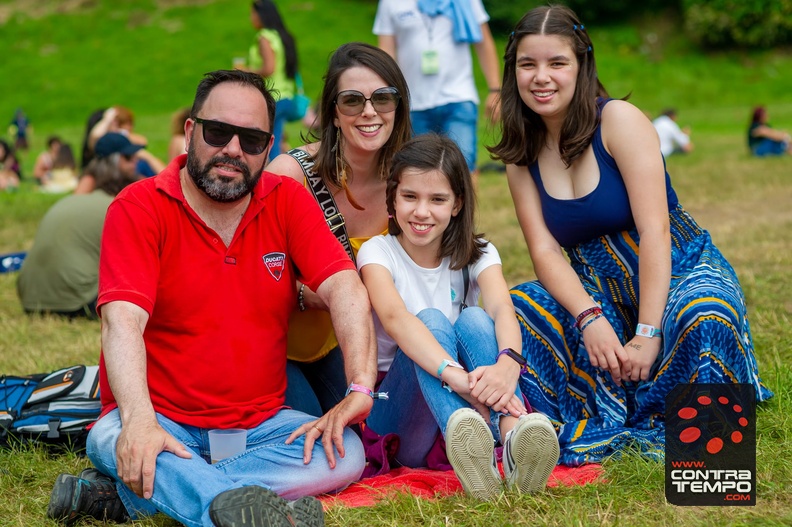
[267,42,412,419]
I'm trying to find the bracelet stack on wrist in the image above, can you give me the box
[575,306,603,332]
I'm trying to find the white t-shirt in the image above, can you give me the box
[652,115,690,157]
[357,234,501,371]
[373,0,489,111]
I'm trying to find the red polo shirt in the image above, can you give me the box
[97,155,354,428]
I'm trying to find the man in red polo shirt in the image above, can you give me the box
[47,70,378,527]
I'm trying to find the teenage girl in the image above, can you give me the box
[357,134,560,499]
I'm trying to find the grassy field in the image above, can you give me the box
[2,1,792,526]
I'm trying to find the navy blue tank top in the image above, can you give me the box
[528,100,679,248]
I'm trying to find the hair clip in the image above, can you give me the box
[588,45,592,52]
[388,214,393,219]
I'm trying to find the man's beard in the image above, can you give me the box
[186,141,265,203]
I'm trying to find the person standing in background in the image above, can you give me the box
[239,0,299,162]
[373,0,501,175]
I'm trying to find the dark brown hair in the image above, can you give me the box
[488,5,609,168]
[310,42,412,188]
[190,70,276,133]
[386,134,485,270]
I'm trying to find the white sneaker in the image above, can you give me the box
[445,408,502,500]
[502,413,560,493]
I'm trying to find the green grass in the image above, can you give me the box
[2,1,792,525]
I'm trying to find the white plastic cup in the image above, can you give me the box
[208,428,247,464]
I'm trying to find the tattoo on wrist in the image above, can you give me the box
[626,343,642,350]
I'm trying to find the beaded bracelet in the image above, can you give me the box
[579,312,604,333]
[297,283,306,312]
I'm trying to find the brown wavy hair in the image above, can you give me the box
[488,5,609,168]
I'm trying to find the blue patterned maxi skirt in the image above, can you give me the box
[511,206,773,465]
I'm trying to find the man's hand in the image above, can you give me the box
[285,392,373,468]
[115,418,192,499]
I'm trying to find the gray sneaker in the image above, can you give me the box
[288,496,325,527]
[445,408,502,500]
[502,413,560,493]
[210,486,295,527]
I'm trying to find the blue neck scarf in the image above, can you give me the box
[417,0,482,44]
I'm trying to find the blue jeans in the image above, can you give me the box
[285,345,347,417]
[87,408,364,527]
[366,307,520,467]
[752,137,788,157]
[411,101,478,171]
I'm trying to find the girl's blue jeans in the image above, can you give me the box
[366,306,522,467]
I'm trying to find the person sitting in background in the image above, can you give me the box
[17,133,141,318]
[0,139,21,190]
[78,107,165,187]
[34,135,63,185]
[168,107,191,161]
[748,105,792,157]
[652,108,693,157]
[75,131,164,194]
[41,143,79,193]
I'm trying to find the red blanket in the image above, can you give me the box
[320,464,603,508]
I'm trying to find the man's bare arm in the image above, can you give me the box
[101,301,191,499]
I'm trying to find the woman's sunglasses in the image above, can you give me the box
[334,87,401,116]
[193,117,272,156]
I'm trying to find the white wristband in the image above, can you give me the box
[636,323,661,338]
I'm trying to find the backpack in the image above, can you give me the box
[0,365,101,451]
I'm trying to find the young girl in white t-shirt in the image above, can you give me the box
[357,134,559,499]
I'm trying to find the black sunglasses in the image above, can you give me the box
[193,117,272,156]
[334,87,401,116]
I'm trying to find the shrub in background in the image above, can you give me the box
[483,0,673,34]
[683,0,792,48]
